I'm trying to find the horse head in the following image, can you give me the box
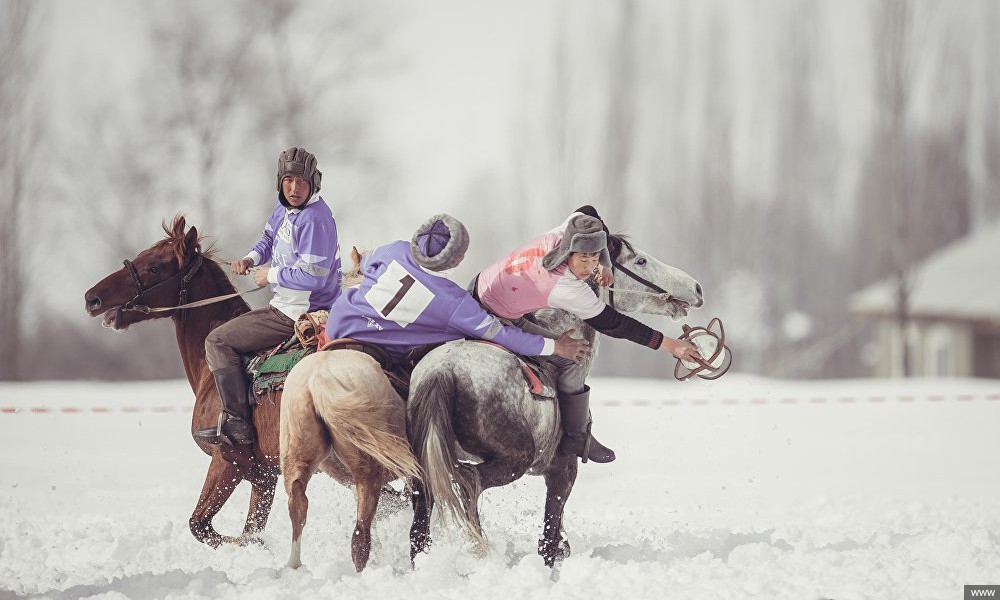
[341,246,370,289]
[608,235,703,320]
[84,215,206,331]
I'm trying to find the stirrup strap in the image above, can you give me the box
[581,422,592,464]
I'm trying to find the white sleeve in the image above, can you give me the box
[546,212,584,236]
[547,274,605,320]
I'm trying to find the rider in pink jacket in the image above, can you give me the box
[473,206,698,464]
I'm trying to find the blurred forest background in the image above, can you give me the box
[1,0,998,381]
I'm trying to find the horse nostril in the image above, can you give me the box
[695,283,703,298]
[87,296,102,312]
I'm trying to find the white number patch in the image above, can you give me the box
[364,260,434,328]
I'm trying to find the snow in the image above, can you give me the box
[2,375,1000,599]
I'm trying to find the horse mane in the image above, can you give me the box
[156,213,247,315]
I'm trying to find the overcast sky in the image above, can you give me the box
[45,0,560,216]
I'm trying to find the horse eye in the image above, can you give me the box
[149,266,160,275]
[635,257,647,266]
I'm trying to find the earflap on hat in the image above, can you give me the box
[541,214,612,270]
[411,214,470,272]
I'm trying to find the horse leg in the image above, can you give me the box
[409,477,433,562]
[283,457,319,569]
[335,439,384,572]
[538,456,578,567]
[351,466,384,572]
[465,455,533,544]
[189,453,246,547]
[240,465,278,545]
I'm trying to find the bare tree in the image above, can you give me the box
[0,0,45,380]
[599,0,637,228]
[144,1,259,235]
[867,0,917,376]
[241,0,397,232]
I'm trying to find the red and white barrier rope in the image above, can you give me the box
[3,393,999,414]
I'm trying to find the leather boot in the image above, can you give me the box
[557,386,615,463]
[194,366,256,445]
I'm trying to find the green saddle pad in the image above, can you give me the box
[248,348,310,397]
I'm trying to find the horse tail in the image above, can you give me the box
[407,365,487,548]
[307,351,423,483]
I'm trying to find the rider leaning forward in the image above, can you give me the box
[323,214,590,368]
[471,205,699,464]
[195,147,341,446]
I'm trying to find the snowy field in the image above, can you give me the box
[2,375,1000,600]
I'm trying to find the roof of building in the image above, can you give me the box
[850,220,1000,322]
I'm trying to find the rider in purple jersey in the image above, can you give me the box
[195,147,341,446]
[325,214,589,365]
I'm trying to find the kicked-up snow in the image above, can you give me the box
[1,375,999,600]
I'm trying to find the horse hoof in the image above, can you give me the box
[238,534,265,547]
[538,537,571,567]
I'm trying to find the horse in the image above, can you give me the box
[279,247,422,571]
[406,236,704,567]
[83,216,412,569]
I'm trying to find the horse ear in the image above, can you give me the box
[351,246,362,267]
[608,236,622,262]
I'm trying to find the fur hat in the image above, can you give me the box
[541,214,612,270]
[276,147,322,205]
[411,214,469,272]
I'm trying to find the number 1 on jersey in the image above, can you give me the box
[380,274,415,318]
[363,260,435,328]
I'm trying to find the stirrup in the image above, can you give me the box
[193,413,253,446]
[193,413,226,445]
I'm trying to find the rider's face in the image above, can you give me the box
[282,175,311,207]
[567,251,600,280]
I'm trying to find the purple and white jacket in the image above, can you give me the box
[245,194,341,320]
[325,240,554,361]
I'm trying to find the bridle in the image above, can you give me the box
[121,254,205,327]
[608,260,674,310]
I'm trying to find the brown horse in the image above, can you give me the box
[83,216,408,565]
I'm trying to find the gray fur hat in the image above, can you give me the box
[541,214,612,270]
[411,214,470,272]
[276,147,322,204]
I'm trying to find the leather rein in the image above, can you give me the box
[608,261,674,310]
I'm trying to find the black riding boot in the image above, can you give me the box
[558,386,615,463]
[193,366,256,445]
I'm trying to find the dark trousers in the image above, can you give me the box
[205,306,296,372]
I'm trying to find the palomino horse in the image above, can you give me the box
[84,216,413,570]
[280,247,422,571]
[406,236,704,566]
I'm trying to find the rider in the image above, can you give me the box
[195,147,342,445]
[324,214,591,368]
[471,205,699,464]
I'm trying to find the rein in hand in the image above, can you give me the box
[122,255,267,315]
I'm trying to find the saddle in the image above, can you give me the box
[319,338,414,400]
[468,341,558,399]
[244,310,329,404]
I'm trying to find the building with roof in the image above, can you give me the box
[850,222,1000,377]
